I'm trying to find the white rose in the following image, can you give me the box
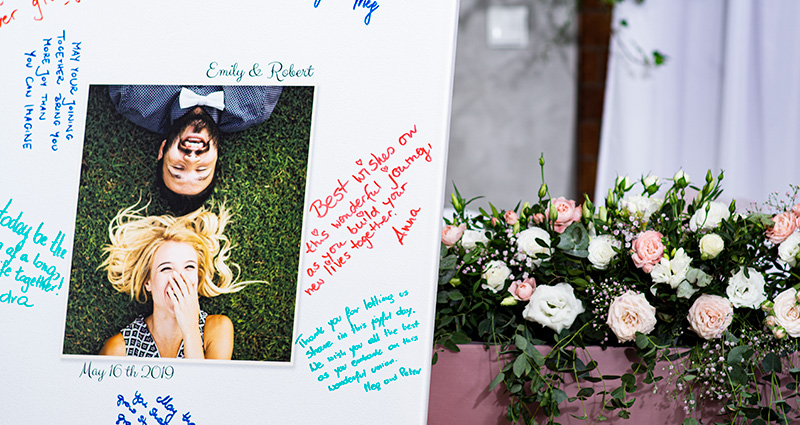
[699,233,724,259]
[619,195,663,222]
[461,229,490,250]
[587,234,621,270]
[515,227,551,266]
[606,290,657,342]
[773,288,800,337]
[726,267,767,309]
[642,175,660,188]
[778,232,800,267]
[673,169,691,185]
[689,202,730,232]
[615,175,634,191]
[650,248,692,289]
[481,260,511,293]
[523,283,585,334]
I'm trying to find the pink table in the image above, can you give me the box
[427,344,724,425]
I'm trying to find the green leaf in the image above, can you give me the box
[488,371,505,391]
[448,291,464,301]
[528,345,545,366]
[439,254,457,269]
[763,352,782,374]
[729,364,749,386]
[635,333,650,350]
[727,345,751,364]
[682,419,699,425]
[515,334,528,352]
[576,387,594,398]
[621,373,636,388]
[449,330,471,345]
[610,386,625,400]
[552,388,568,405]
[513,355,528,378]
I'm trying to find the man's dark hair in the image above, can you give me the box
[155,107,222,215]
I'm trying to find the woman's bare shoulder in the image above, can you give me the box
[99,333,126,356]
[204,314,234,360]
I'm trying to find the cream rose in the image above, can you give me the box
[508,277,536,301]
[523,283,585,334]
[587,234,621,270]
[772,288,800,337]
[441,223,466,247]
[631,230,665,273]
[687,294,733,340]
[516,227,551,265]
[461,229,490,250]
[689,202,730,232]
[481,260,511,293]
[725,267,767,309]
[699,233,724,260]
[619,195,663,223]
[778,232,800,267]
[547,197,582,233]
[504,210,519,226]
[606,291,657,342]
[767,212,797,244]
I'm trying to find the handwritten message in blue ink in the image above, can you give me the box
[0,198,69,308]
[114,391,197,425]
[78,361,176,382]
[205,61,315,83]
[303,124,432,296]
[22,29,81,151]
[313,0,380,26]
[295,289,422,393]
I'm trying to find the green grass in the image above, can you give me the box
[63,85,313,361]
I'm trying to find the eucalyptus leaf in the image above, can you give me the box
[762,352,782,374]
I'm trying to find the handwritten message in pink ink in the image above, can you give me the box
[303,124,433,295]
[1,0,83,31]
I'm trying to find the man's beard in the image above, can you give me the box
[166,107,219,154]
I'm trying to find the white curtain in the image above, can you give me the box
[595,0,800,208]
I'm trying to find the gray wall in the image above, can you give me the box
[445,0,578,212]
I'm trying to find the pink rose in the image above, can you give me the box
[767,212,796,244]
[441,223,466,247]
[630,230,664,273]
[508,278,536,301]
[532,213,546,224]
[504,210,519,225]
[547,197,582,233]
[792,203,800,218]
[687,294,733,340]
[491,217,499,226]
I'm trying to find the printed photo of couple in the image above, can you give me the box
[62,84,315,362]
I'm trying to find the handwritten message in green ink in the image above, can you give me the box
[295,289,422,392]
[0,198,69,308]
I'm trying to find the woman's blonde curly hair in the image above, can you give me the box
[100,203,248,303]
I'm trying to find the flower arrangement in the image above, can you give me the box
[435,155,800,425]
